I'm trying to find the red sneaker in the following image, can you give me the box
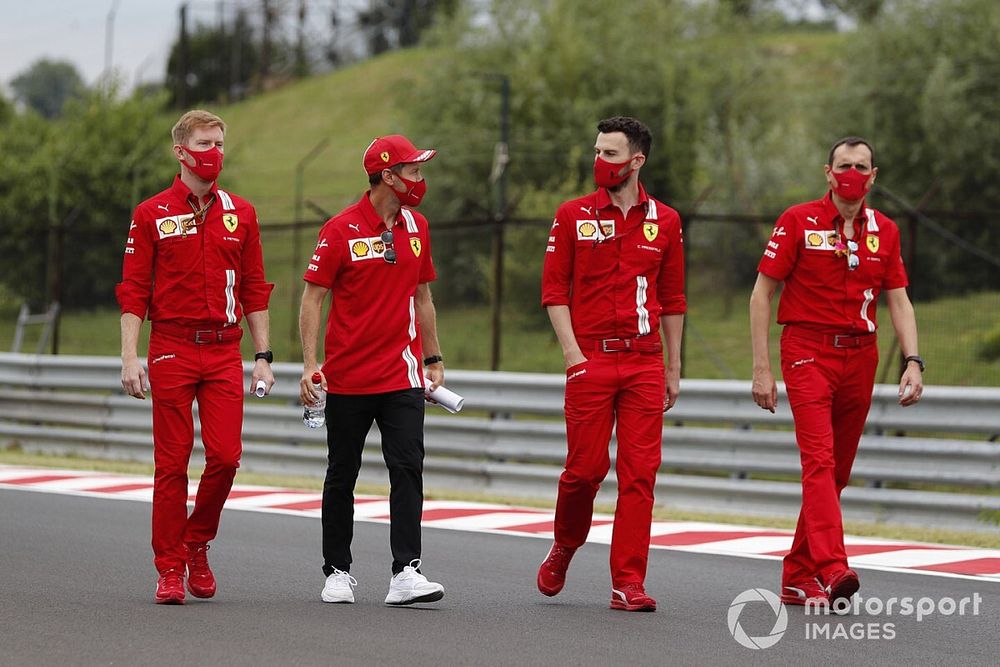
[185,543,217,599]
[610,583,657,612]
[781,578,829,606]
[826,568,860,607]
[537,544,576,596]
[155,569,186,605]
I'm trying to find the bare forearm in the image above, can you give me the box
[659,314,684,370]
[245,310,270,354]
[749,275,777,370]
[415,284,441,358]
[120,313,143,361]
[546,305,582,359]
[886,289,919,357]
[299,285,326,368]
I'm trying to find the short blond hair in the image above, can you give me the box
[171,109,227,146]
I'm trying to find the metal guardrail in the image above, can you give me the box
[0,352,998,531]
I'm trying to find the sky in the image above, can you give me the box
[0,0,185,91]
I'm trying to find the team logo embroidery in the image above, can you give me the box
[866,235,879,253]
[410,238,422,257]
[350,240,371,259]
[803,230,835,251]
[380,151,390,163]
[643,223,659,242]
[223,213,239,232]
[577,221,597,239]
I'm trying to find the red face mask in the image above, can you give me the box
[831,167,871,202]
[180,146,224,182]
[393,174,427,207]
[594,155,635,189]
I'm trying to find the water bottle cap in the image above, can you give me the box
[311,372,322,384]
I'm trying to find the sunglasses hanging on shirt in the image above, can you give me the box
[833,235,860,271]
[380,230,397,264]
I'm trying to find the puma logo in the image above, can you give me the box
[580,206,593,214]
[348,223,360,232]
[806,216,818,225]
[157,204,170,212]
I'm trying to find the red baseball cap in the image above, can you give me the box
[363,134,437,175]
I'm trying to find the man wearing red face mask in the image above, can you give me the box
[750,136,923,608]
[299,134,446,606]
[539,116,686,612]
[117,109,275,604]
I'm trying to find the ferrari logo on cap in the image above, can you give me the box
[223,214,239,232]
[866,235,879,253]
[380,151,390,163]
[643,223,658,242]
[410,238,422,257]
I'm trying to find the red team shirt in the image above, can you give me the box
[541,184,686,339]
[116,176,273,325]
[757,193,909,334]
[304,193,436,394]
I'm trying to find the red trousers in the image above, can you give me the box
[780,326,878,585]
[555,347,664,587]
[147,330,244,573]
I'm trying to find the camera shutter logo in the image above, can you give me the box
[727,588,788,650]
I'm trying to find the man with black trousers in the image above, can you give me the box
[298,134,445,605]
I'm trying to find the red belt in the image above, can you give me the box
[152,322,243,344]
[784,326,876,349]
[579,336,661,353]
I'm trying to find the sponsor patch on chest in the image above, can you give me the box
[576,219,615,241]
[803,229,837,251]
[348,236,399,261]
[156,215,197,239]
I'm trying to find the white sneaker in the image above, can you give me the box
[321,568,357,603]
[384,559,444,606]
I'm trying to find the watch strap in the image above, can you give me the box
[423,355,443,366]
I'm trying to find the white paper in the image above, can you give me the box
[425,380,464,413]
[254,379,267,398]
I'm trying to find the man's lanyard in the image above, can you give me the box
[180,195,216,236]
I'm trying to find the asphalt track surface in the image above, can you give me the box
[2,488,998,666]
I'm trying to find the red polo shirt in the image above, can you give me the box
[757,192,908,334]
[116,175,273,325]
[304,192,436,394]
[541,183,686,340]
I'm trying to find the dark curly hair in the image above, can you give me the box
[597,116,652,158]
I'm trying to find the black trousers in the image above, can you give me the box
[321,388,425,576]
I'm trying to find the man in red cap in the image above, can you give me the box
[539,116,686,612]
[750,136,923,609]
[117,109,275,604]
[298,134,446,606]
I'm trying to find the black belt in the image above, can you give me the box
[152,322,243,344]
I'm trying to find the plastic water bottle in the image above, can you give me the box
[303,372,326,428]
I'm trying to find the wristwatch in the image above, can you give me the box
[903,355,925,372]
[254,351,274,364]
[423,355,444,366]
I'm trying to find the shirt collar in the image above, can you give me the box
[169,174,219,203]
[594,182,651,216]
[821,190,867,225]
[359,191,408,232]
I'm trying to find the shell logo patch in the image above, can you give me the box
[380,151,390,163]
[803,229,835,251]
[156,216,196,239]
[351,240,371,258]
[577,221,597,239]
[866,235,879,253]
[410,238,422,257]
[643,223,658,242]
[223,214,239,232]
[807,232,823,247]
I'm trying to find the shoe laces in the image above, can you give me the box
[330,568,358,588]
[395,558,428,582]
[160,568,183,584]
[187,543,210,568]
[617,583,648,600]
[545,545,573,570]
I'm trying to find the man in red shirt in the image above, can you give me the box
[538,117,686,612]
[750,136,924,609]
[117,109,275,604]
[299,134,446,606]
